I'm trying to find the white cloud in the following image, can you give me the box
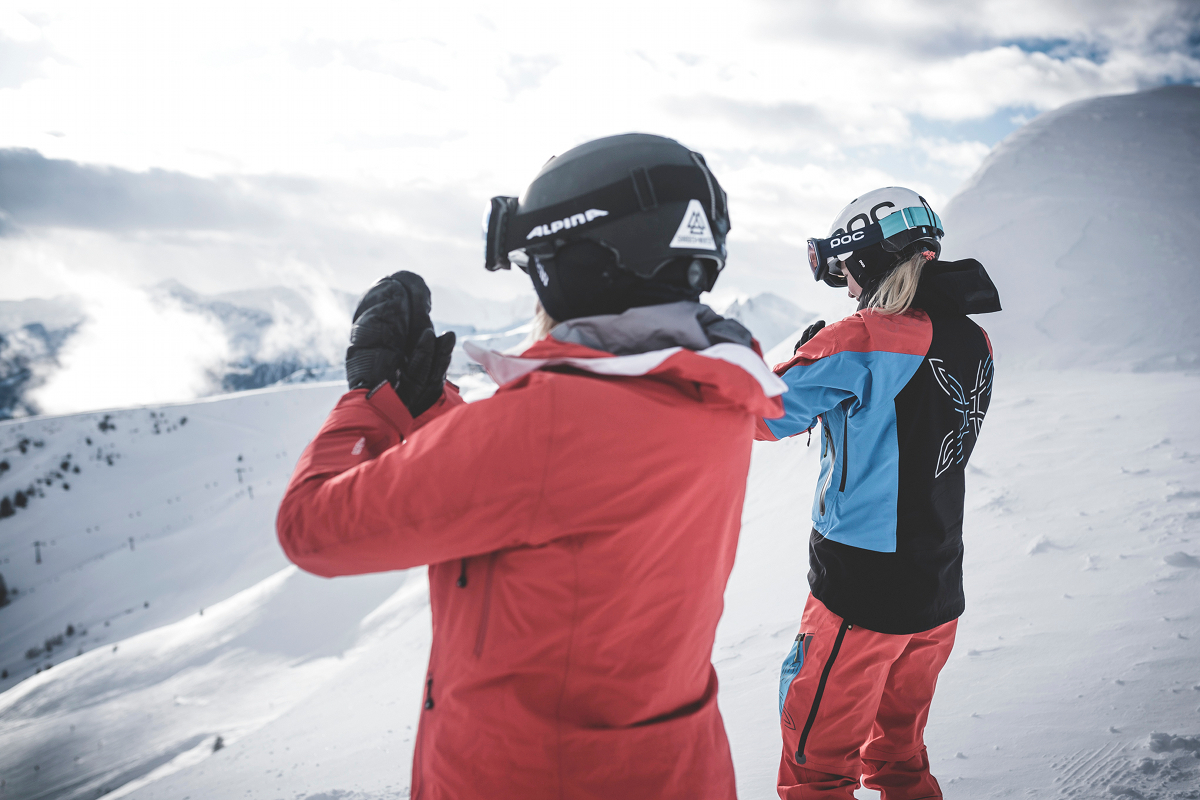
[0,0,1196,316]
[30,273,230,415]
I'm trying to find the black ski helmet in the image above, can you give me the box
[483,133,730,321]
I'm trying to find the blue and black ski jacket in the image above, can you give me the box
[758,259,1001,634]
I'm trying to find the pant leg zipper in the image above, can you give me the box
[795,619,851,765]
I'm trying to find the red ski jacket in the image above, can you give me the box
[277,318,785,800]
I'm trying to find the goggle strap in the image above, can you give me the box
[502,163,719,252]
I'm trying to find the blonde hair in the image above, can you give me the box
[529,301,559,341]
[869,251,929,315]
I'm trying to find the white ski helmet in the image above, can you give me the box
[807,186,943,288]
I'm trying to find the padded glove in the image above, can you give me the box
[345,271,454,416]
[395,327,456,417]
[351,271,433,334]
[794,319,826,353]
[345,298,408,392]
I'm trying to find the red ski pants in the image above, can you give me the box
[777,595,957,799]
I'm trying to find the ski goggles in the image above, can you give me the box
[807,238,847,287]
[481,159,729,278]
[807,205,943,286]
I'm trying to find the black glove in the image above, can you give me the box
[794,319,826,353]
[395,327,456,417]
[345,271,455,417]
[346,271,426,392]
[351,271,432,329]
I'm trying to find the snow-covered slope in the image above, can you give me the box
[0,383,343,687]
[940,85,1200,371]
[2,368,1197,800]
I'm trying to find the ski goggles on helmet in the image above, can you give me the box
[481,159,729,290]
[807,205,943,287]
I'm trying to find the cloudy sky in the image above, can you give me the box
[2,0,1198,317]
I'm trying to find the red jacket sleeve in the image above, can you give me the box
[276,380,555,578]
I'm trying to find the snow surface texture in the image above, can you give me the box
[2,87,1199,799]
[939,84,1200,372]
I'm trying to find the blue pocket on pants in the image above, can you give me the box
[779,632,812,717]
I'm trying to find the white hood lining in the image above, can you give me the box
[463,340,787,398]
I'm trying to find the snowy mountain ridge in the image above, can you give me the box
[0,283,529,420]
[0,283,812,419]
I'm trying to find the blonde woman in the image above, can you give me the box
[759,188,1002,799]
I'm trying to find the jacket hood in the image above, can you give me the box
[859,258,1002,316]
[464,301,785,417]
[914,258,1002,315]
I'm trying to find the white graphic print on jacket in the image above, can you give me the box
[929,356,993,478]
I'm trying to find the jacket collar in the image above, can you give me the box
[463,302,786,415]
[550,301,755,355]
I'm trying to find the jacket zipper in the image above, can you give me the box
[456,558,468,588]
[839,413,849,492]
[795,619,851,765]
[819,424,836,515]
[423,675,434,710]
[474,553,498,658]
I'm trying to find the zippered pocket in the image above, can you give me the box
[779,632,813,722]
[474,552,498,658]
[796,619,851,765]
[819,424,836,515]
[838,413,848,492]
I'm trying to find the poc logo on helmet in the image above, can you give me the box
[526,209,609,240]
[829,231,866,248]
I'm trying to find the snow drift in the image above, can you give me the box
[940,84,1200,371]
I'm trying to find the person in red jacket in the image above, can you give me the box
[277,134,785,800]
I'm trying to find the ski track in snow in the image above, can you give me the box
[0,368,1197,799]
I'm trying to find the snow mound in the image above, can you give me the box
[940,85,1200,371]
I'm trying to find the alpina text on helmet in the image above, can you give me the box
[526,209,609,240]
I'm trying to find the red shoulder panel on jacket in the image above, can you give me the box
[772,309,933,375]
